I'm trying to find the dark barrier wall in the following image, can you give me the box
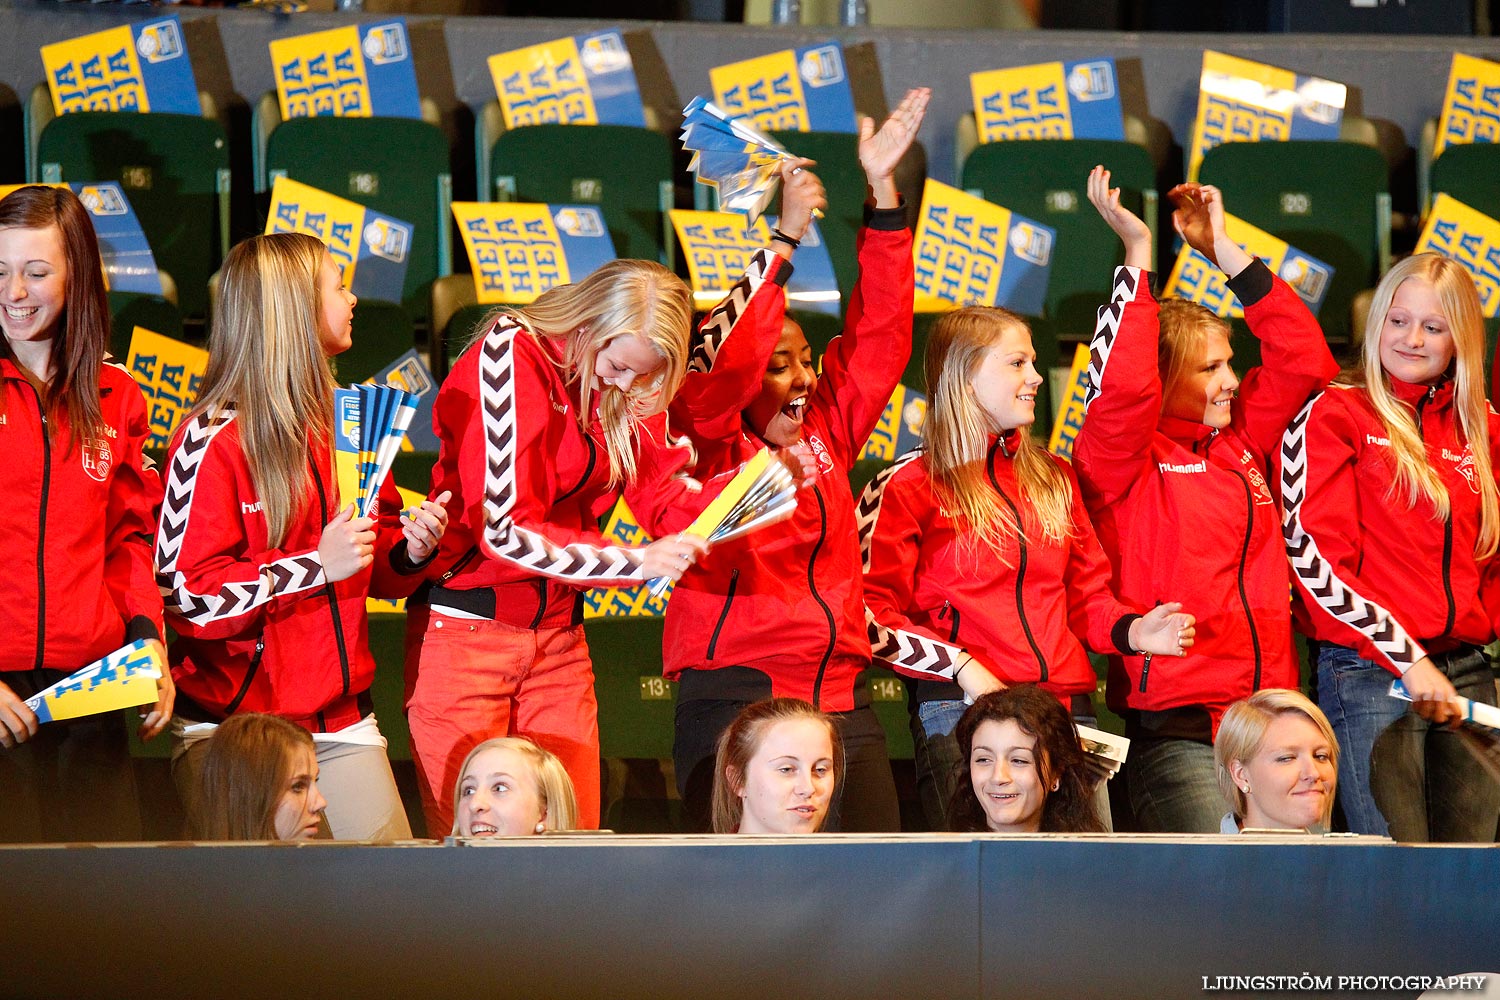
[2,836,1497,999]
[0,1,1498,188]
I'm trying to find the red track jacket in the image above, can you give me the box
[859,432,1141,704]
[422,250,791,628]
[660,213,914,712]
[1281,376,1500,675]
[2,359,162,673]
[1073,262,1338,732]
[158,411,422,731]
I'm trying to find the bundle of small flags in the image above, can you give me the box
[680,97,795,223]
[334,383,419,517]
[648,448,799,596]
[25,639,164,724]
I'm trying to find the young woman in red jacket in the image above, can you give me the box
[659,90,927,832]
[859,305,1193,830]
[158,232,450,840]
[1075,168,1339,833]
[404,172,827,833]
[0,185,170,842]
[1281,253,1500,841]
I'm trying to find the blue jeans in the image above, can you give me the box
[1126,736,1222,833]
[914,698,1114,832]
[911,698,968,831]
[1317,643,1500,842]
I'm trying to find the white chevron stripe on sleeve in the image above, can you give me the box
[1280,391,1424,671]
[477,318,646,584]
[155,408,328,626]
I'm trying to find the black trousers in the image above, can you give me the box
[0,668,142,843]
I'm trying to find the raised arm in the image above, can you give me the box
[815,89,928,458]
[1073,166,1163,505]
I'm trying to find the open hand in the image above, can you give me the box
[1131,602,1196,658]
[859,87,930,192]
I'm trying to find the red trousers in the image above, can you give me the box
[404,605,601,833]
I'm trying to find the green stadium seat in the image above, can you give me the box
[586,616,675,761]
[961,138,1158,335]
[486,120,675,268]
[1197,139,1390,343]
[263,115,453,325]
[109,290,184,363]
[37,110,230,322]
[1429,142,1500,220]
[367,612,412,761]
[332,300,417,387]
[768,130,866,303]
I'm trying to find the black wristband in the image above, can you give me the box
[770,228,801,249]
[1112,614,1144,656]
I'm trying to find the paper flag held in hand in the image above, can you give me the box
[334,384,419,518]
[648,448,799,597]
[25,639,164,724]
[680,97,795,223]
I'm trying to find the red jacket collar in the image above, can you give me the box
[1387,374,1449,408]
[1157,413,1217,447]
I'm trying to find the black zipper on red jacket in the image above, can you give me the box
[528,580,549,629]
[224,634,266,715]
[808,485,836,708]
[311,461,351,695]
[1201,431,1262,689]
[986,450,1046,681]
[1415,388,1457,636]
[557,436,597,503]
[706,569,740,660]
[938,601,960,642]
[24,382,50,671]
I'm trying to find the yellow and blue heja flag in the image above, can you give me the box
[1047,343,1091,462]
[858,385,927,463]
[585,500,670,619]
[912,179,1054,316]
[25,639,163,724]
[668,209,839,313]
[126,327,209,451]
[453,202,616,305]
[1164,211,1333,318]
[0,182,161,295]
[1187,50,1346,182]
[1434,53,1500,158]
[267,176,411,305]
[270,18,421,120]
[1416,194,1500,318]
[710,41,857,134]
[42,16,200,116]
[970,58,1125,143]
[488,28,646,129]
[368,348,439,452]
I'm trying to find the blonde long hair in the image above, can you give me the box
[483,260,693,486]
[923,307,1072,558]
[1350,253,1498,558]
[192,233,338,549]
